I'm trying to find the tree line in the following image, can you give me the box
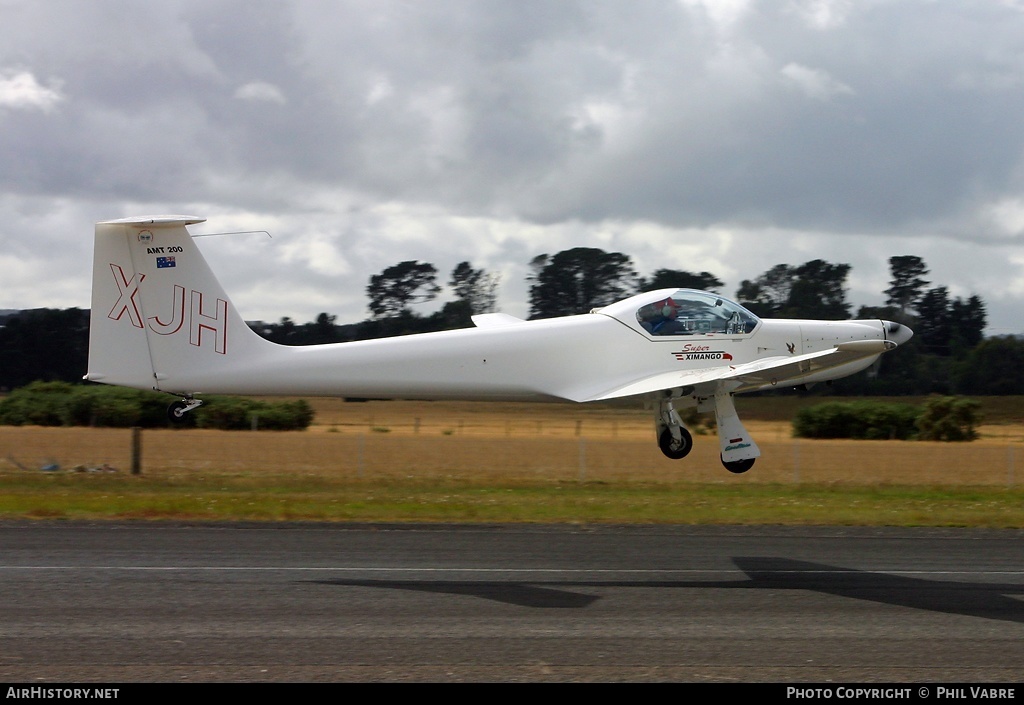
[0,251,1019,395]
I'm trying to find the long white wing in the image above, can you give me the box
[569,340,896,402]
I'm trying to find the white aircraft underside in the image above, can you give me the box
[85,216,913,474]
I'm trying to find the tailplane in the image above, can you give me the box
[86,216,272,395]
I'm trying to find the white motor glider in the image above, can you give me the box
[85,216,913,473]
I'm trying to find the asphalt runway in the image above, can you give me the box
[0,521,1021,683]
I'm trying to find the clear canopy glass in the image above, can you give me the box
[635,289,759,336]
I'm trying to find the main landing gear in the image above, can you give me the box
[658,426,693,459]
[167,396,203,422]
[656,397,693,459]
[654,391,760,474]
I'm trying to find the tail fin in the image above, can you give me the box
[86,216,272,394]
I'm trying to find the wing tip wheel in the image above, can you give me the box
[658,427,693,459]
[721,455,755,474]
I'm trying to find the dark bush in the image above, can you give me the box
[0,381,77,426]
[190,397,312,431]
[248,400,315,430]
[793,400,921,440]
[915,396,981,442]
[63,386,171,427]
[0,382,314,431]
[193,397,256,430]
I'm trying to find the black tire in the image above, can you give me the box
[721,456,755,474]
[167,401,189,422]
[658,427,693,460]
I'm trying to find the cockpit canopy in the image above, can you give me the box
[631,289,760,337]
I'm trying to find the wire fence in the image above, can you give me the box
[0,425,1017,486]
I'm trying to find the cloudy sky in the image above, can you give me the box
[2,0,1023,334]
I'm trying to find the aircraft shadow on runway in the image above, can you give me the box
[312,557,1024,622]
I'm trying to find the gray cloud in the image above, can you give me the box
[0,0,1022,334]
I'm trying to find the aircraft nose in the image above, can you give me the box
[883,320,914,345]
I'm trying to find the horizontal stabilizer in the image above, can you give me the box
[472,313,526,328]
[100,215,206,227]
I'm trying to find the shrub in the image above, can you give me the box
[793,400,921,440]
[192,397,314,431]
[0,382,314,431]
[246,400,314,431]
[915,396,981,442]
[193,397,255,430]
[63,386,173,428]
[65,388,142,427]
[0,381,77,426]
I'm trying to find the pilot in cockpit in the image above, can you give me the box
[640,298,687,335]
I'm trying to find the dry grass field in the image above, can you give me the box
[0,397,1021,526]
[1,398,1021,486]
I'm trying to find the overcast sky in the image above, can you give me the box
[2,0,1023,334]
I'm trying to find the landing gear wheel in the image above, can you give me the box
[658,427,693,460]
[721,455,755,474]
[167,401,189,422]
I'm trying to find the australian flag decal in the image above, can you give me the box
[156,256,176,269]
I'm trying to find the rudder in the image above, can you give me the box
[85,215,270,395]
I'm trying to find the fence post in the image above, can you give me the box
[358,434,365,478]
[130,427,142,475]
[792,438,800,484]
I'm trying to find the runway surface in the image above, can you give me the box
[0,521,1021,682]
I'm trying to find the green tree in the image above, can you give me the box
[908,286,986,357]
[254,316,297,344]
[449,261,500,315]
[738,261,850,319]
[305,312,340,344]
[855,304,900,320]
[0,308,90,390]
[736,264,795,318]
[949,294,986,351]
[430,299,475,330]
[367,260,441,319]
[527,248,639,319]
[783,260,851,319]
[884,255,930,318]
[641,269,724,293]
[954,336,1024,394]
[914,287,952,353]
